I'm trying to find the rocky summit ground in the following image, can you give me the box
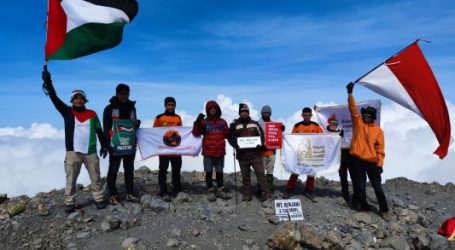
[0,167,454,250]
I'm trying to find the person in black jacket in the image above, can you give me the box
[42,67,109,213]
[228,103,273,202]
[103,84,140,204]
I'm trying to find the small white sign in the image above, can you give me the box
[274,199,304,221]
[237,136,261,149]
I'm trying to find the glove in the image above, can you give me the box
[378,167,383,174]
[346,82,354,94]
[281,124,286,132]
[100,147,109,159]
[339,129,344,137]
[42,66,55,95]
[196,113,205,122]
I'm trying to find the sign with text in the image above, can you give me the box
[111,119,136,156]
[237,136,261,149]
[274,199,304,221]
[282,133,341,175]
[264,122,283,149]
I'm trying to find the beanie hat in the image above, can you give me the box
[327,114,338,125]
[70,90,87,102]
[261,105,272,114]
[116,83,130,93]
[361,106,377,120]
[164,96,176,105]
[239,103,249,114]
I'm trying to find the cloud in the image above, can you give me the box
[1,96,454,197]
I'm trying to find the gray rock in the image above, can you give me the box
[345,240,363,250]
[148,198,170,212]
[170,228,182,237]
[11,220,21,231]
[353,212,374,224]
[174,192,190,203]
[389,222,403,233]
[391,197,406,208]
[67,212,82,222]
[37,203,50,216]
[191,229,201,237]
[122,237,139,250]
[325,230,343,249]
[100,216,121,233]
[166,238,180,247]
[268,216,280,225]
[382,235,410,250]
[140,194,153,205]
[76,232,90,239]
[132,203,143,214]
[66,242,77,249]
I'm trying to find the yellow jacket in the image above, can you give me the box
[348,95,385,167]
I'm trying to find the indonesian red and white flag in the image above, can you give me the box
[355,41,451,159]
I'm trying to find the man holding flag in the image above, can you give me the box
[42,69,109,213]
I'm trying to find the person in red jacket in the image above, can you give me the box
[192,101,231,201]
[283,107,324,201]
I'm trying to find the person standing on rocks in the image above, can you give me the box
[325,115,351,203]
[103,84,141,204]
[283,107,324,201]
[153,97,183,202]
[192,101,231,202]
[346,82,390,219]
[42,67,108,213]
[257,105,285,192]
[228,103,273,202]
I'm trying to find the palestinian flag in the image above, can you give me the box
[355,41,451,159]
[45,0,138,60]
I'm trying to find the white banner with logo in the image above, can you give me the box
[136,127,202,159]
[282,134,341,175]
[314,100,381,148]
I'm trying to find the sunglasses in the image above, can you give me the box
[362,114,373,118]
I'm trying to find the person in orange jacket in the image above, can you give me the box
[153,97,183,202]
[283,107,324,201]
[346,82,389,219]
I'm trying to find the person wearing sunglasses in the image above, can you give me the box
[346,82,390,221]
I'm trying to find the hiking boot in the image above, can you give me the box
[216,187,231,200]
[381,211,393,222]
[303,189,316,202]
[125,194,139,203]
[64,204,75,214]
[256,184,262,197]
[161,194,171,202]
[282,189,292,199]
[95,201,107,210]
[207,188,216,202]
[109,195,120,205]
[342,193,351,203]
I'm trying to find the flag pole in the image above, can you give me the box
[353,39,423,83]
[42,0,50,95]
[233,149,238,205]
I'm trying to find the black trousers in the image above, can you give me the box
[350,156,389,212]
[158,156,182,194]
[107,154,135,196]
[339,149,351,199]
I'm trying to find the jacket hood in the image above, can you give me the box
[109,96,136,107]
[205,101,221,118]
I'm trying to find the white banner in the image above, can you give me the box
[314,100,381,148]
[282,134,341,175]
[136,127,202,159]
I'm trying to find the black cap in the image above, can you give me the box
[164,96,176,105]
[239,103,249,114]
[361,106,377,120]
[116,83,130,93]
